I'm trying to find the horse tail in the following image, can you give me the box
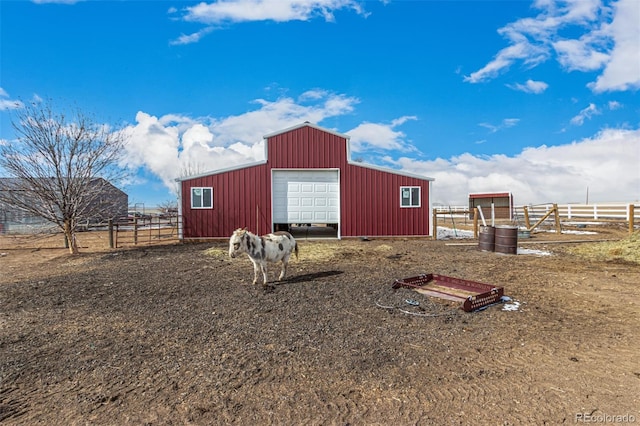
[294,242,299,260]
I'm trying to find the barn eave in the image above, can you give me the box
[346,159,435,182]
[174,159,268,182]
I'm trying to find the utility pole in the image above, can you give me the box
[585,186,589,204]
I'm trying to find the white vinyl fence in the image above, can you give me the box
[436,203,639,222]
[516,203,639,222]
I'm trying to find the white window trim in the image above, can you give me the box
[191,187,213,209]
[400,186,421,208]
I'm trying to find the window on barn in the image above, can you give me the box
[191,187,213,209]
[400,186,420,208]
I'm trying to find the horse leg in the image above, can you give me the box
[260,263,269,287]
[278,254,291,281]
[251,260,260,285]
[278,261,287,281]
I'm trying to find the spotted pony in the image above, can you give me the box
[228,228,299,287]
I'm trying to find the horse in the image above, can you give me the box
[228,228,299,287]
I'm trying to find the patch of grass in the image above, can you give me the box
[568,231,640,264]
[203,240,394,263]
[204,247,228,258]
[298,242,343,261]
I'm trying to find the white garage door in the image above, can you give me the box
[272,170,340,224]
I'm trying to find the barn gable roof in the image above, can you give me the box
[177,122,434,182]
[263,121,350,140]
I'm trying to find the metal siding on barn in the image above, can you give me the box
[269,126,346,169]
[181,164,272,239]
[180,123,431,239]
[342,164,430,237]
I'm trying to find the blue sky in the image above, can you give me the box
[1,0,639,208]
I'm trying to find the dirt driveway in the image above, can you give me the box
[1,226,639,424]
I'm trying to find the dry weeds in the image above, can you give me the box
[568,231,640,264]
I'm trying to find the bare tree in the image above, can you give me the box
[166,160,207,204]
[0,100,129,254]
[157,199,178,215]
[180,161,207,178]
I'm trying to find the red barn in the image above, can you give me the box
[177,122,434,240]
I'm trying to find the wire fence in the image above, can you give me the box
[106,216,181,248]
[0,216,181,251]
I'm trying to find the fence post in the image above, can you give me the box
[432,208,438,240]
[108,219,114,249]
[134,218,138,245]
[553,203,561,234]
[473,208,478,239]
[630,204,635,234]
[523,206,530,230]
[491,203,495,227]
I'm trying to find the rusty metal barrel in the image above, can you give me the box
[495,225,518,254]
[478,225,495,252]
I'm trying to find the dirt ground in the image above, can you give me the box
[1,224,639,425]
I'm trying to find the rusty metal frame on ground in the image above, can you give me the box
[392,273,504,312]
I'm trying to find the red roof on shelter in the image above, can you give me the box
[469,192,511,199]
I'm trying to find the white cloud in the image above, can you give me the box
[570,103,600,126]
[388,127,640,205]
[209,91,358,146]
[466,0,639,93]
[589,0,640,92]
[508,79,549,94]
[179,0,366,24]
[0,88,23,111]
[464,42,547,83]
[170,0,367,43]
[347,116,417,153]
[502,118,520,128]
[0,101,20,111]
[553,37,609,71]
[479,118,520,133]
[170,27,214,46]
[608,100,622,110]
